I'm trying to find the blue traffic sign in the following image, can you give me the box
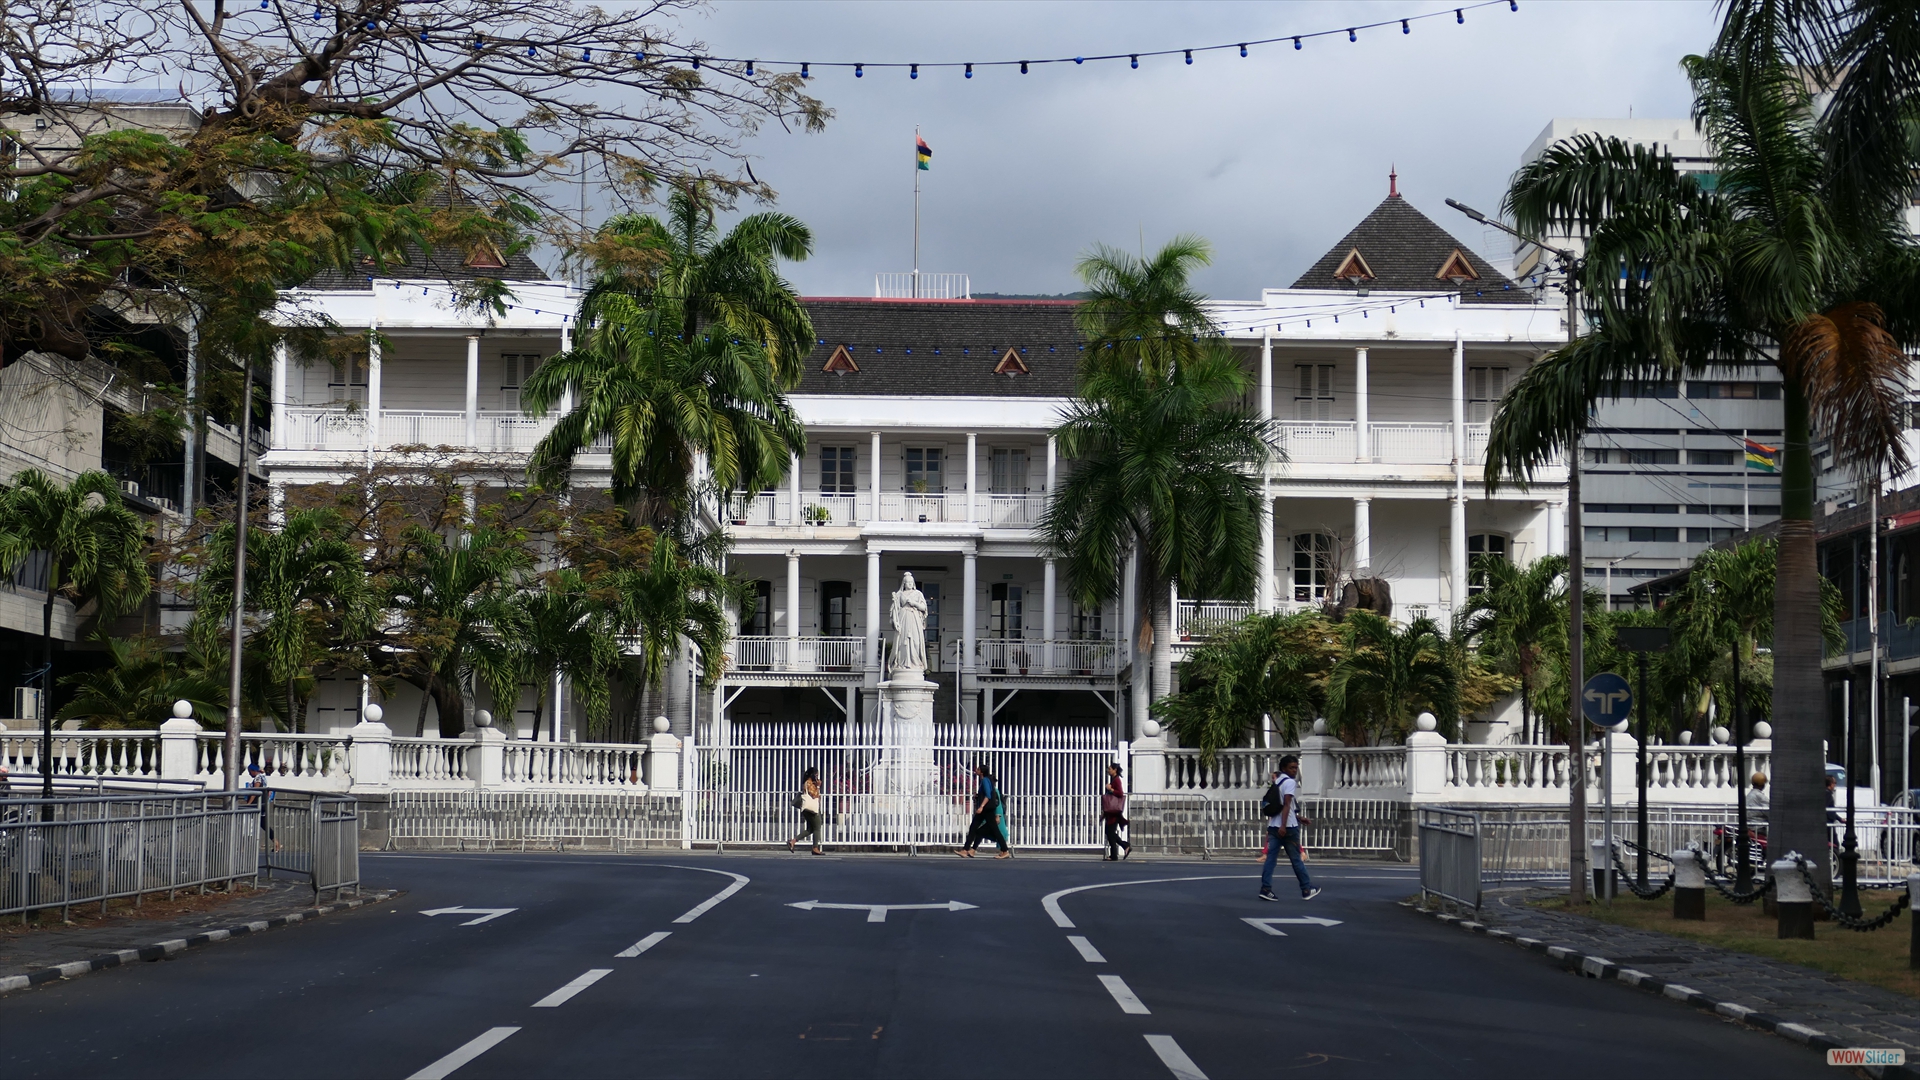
[1581,672,1633,727]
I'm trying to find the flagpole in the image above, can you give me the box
[913,125,921,299]
[1743,428,1750,531]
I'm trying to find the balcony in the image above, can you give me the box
[973,637,1117,678]
[1175,600,1252,641]
[1271,421,1492,466]
[726,492,1050,528]
[728,636,866,675]
[277,407,606,454]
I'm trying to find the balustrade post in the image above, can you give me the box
[1131,721,1167,793]
[468,726,507,788]
[159,703,202,782]
[1297,719,1343,797]
[348,712,394,794]
[1406,713,1447,801]
[648,717,682,792]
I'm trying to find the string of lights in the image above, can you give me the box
[244,0,1519,81]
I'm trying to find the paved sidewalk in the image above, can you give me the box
[1,875,396,991]
[1455,885,1920,1060]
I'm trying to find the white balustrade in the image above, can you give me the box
[984,494,1046,527]
[1369,423,1453,463]
[1162,747,1297,792]
[0,730,161,781]
[1330,747,1410,791]
[276,407,560,453]
[796,491,867,526]
[974,638,1116,676]
[501,741,649,787]
[728,636,864,673]
[1274,422,1357,462]
[1174,600,1252,640]
[878,492,961,522]
[390,737,473,785]
[726,493,782,526]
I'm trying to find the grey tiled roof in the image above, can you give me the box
[794,299,1083,397]
[299,245,552,290]
[1289,194,1533,304]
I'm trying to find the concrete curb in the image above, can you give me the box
[0,889,400,997]
[1402,901,1920,1080]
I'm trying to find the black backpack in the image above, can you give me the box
[1259,782,1284,820]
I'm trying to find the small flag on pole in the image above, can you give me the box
[916,135,932,171]
[1744,439,1778,472]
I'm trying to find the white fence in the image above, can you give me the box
[875,272,970,300]
[726,492,1053,529]
[277,407,602,454]
[1174,600,1252,640]
[973,638,1117,677]
[728,636,866,673]
[1270,421,1493,465]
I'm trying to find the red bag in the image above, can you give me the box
[1101,792,1125,816]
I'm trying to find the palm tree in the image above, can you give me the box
[1488,45,1918,880]
[1042,239,1276,733]
[1151,610,1336,759]
[55,633,226,729]
[606,533,733,741]
[0,469,150,797]
[480,570,621,742]
[1461,555,1570,744]
[197,508,374,732]
[1327,612,1458,745]
[383,525,532,736]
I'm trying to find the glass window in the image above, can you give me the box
[990,447,1029,494]
[328,357,366,405]
[1689,448,1741,466]
[744,580,772,636]
[1467,534,1507,595]
[905,447,943,494]
[989,582,1023,637]
[1468,366,1509,424]
[1293,533,1334,603]
[499,353,542,411]
[1294,365,1333,422]
[820,581,853,637]
[819,446,856,494]
[1073,601,1103,639]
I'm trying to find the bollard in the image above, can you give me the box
[1910,873,1920,970]
[1591,840,1612,901]
[1672,848,1706,920]
[1774,854,1814,940]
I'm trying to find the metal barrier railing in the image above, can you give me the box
[1418,807,1482,910]
[261,792,361,899]
[0,792,259,918]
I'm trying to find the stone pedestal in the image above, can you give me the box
[159,704,201,782]
[875,673,938,796]
[348,717,394,793]
[648,718,682,792]
[468,728,506,787]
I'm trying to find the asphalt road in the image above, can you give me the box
[0,851,1835,1079]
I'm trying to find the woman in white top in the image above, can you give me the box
[788,766,824,855]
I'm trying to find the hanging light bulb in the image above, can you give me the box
[259,0,268,9]
[1020,61,1028,74]
[1129,55,1138,69]
[1348,28,1357,42]
[312,7,323,20]
[526,43,536,57]
[745,60,754,75]
[1510,0,1519,9]
[800,62,809,78]
[855,63,863,77]
[1074,56,1084,65]
[1238,44,1247,57]
[910,63,917,79]
[1183,50,1192,65]
[1402,19,1410,33]
[1456,8,1464,23]
[419,29,428,42]
[1293,37,1302,50]
[691,56,700,69]
[964,62,973,78]
[582,48,591,61]
[474,37,485,51]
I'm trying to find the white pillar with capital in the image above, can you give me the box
[789,451,802,525]
[269,340,288,448]
[1046,435,1057,493]
[465,335,480,448]
[866,549,882,674]
[1451,333,1468,613]
[1260,330,1273,422]
[366,325,382,453]
[786,551,801,669]
[1355,346,1369,461]
[965,433,977,522]
[962,552,977,675]
[1257,485,1274,612]
[870,430,882,521]
[1042,558,1057,672]
[559,322,573,415]
[1353,497,1371,575]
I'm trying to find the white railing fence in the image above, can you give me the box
[728,636,866,673]
[1174,600,1252,640]
[0,792,260,917]
[973,638,1117,676]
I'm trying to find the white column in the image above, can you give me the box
[866,548,882,674]
[366,327,383,453]
[1046,434,1057,492]
[965,433,978,522]
[1257,485,1274,612]
[1042,558,1057,672]
[962,552,978,674]
[268,481,286,527]
[789,451,802,525]
[870,430,882,521]
[786,551,801,663]
[1260,330,1273,422]
[551,672,564,742]
[1355,346,1369,462]
[1452,334,1466,469]
[269,341,288,448]
[559,324,574,415]
[465,335,480,448]
[1450,496,1469,615]
[1451,333,1468,614]
[1354,497,1371,574]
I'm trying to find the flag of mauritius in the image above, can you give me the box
[916,136,931,170]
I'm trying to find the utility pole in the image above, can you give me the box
[223,350,255,791]
[1448,197,1587,902]
[1618,626,1670,889]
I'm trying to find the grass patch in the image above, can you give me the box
[1533,889,1920,999]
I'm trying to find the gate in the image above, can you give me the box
[690,721,1117,850]
[262,791,361,897]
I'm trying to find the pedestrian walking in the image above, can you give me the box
[787,766,823,855]
[956,761,1012,859]
[1259,756,1319,902]
[1102,762,1131,861]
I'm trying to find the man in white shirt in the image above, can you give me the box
[1259,756,1320,902]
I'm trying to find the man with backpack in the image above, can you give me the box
[1259,756,1319,902]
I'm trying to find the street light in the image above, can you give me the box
[1617,626,1671,889]
[1603,552,1642,613]
[1447,198,1592,900]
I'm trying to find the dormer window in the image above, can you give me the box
[464,241,507,270]
[993,347,1029,376]
[1436,248,1480,285]
[1331,248,1375,294]
[822,344,860,374]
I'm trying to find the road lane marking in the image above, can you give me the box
[1145,1034,1209,1080]
[1243,918,1288,937]
[666,866,751,923]
[1099,974,1151,1015]
[1243,915,1343,936]
[787,900,977,922]
[532,969,613,1008]
[406,1026,520,1080]
[420,907,518,926]
[1067,935,1107,963]
[1041,876,1255,928]
[616,931,671,958]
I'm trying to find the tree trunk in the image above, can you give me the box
[1150,590,1173,723]
[431,674,465,738]
[1772,381,1827,879]
[287,678,299,734]
[39,556,58,801]
[415,673,433,737]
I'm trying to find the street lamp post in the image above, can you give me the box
[1448,197,1589,901]
[1618,626,1671,889]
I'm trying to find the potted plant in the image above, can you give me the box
[1012,647,1032,675]
[804,504,831,525]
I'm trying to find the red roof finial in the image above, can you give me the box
[1389,165,1399,198]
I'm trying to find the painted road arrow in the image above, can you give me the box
[1242,916,1343,936]
[787,900,978,923]
[421,907,518,926]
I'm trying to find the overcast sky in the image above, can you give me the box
[667,0,1720,300]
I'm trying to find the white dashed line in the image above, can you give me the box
[1098,974,1151,1015]
[1067,935,1107,963]
[616,931,671,958]
[532,969,613,1008]
[406,1026,520,1080]
[1145,1034,1209,1080]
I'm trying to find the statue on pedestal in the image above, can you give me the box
[889,572,929,676]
